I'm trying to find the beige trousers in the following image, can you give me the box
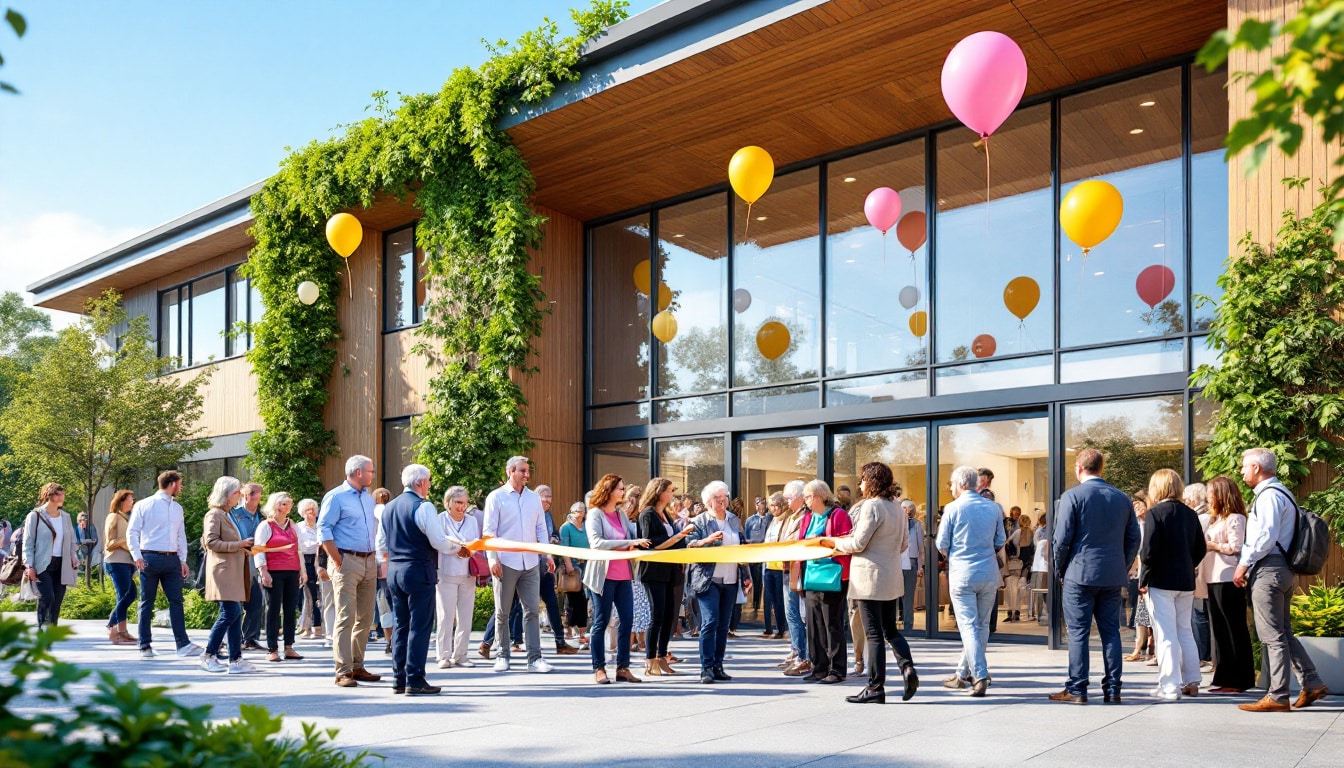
[331,552,377,676]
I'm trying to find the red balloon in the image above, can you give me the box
[972,333,996,358]
[896,211,927,253]
[1136,265,1176,309]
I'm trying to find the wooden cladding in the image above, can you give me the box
[383,329,433,419]
[164,356,263,438]
[321,234,382,489]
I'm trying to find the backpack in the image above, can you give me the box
[1257,486,1330,576]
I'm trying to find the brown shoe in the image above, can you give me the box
[479,641,491,659]
[350,667,382,682]
[970,679,988,698]
[594,669,610,684]
[1181,683,1200,697]
[1238,695,1291,712]
[335,674,358,688]
[1122,651,1147,662]
[784,660,813,677]
[555,644,579,655]
[108,626,126,645]
[1048,689,1087,704]
[1294,685,1329,709]
[657,657,679,675]
[615,667,643,683]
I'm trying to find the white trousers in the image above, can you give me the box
[319,578,336,643]
[435,575,477,663]
[1145,587,1201,694]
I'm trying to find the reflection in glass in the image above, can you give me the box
[383,224,417,330]
[1059,339,1184,383]
[739,434,817,512]
[229,269,250,356]
[825,371,928,406]
[657,194,728,396]
[733,169,820,385]
[159,287,181,365]
[382,418,419,489]
[591,215,651,404]
[934,354,1052,395]
[1061,69,1185,346]
[935,104,1053,362]
[1064,395,1184,496]
[189,271,226,366]
[826,140,927,376]
[732,383,820,416]
[655,395,727,423]
[1192,66,1229,333]
[1192,334,1220,370]
[589,440,651,491]
[588,403,650,430]
[655,437,725,502]
[1192,394,1218,482]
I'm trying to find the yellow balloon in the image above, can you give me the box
[756,320,790,361]
[1060,180,1123,253]
[632,259,652,295]
[325,212,363,258]
[656,282,673,312]
[652,311,678,344]
[908,311,928,338]
[1003,276,1041,321]
[729,146,774,205]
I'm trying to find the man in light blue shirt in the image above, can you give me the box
[229,483,265,649]
[318,454,380,687]
[482,455,554,674]
[936,465,1005,697]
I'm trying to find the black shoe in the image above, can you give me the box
[1103,690,1122,704]
[902,667,920,701]
[712,666,733,681]
[700,672,716,684]
[241,640,264,652]
[846,688,886,704]
[818,673,845,684]
[393,684,406,694]
[406,685,442,696]
[802,673,825,683]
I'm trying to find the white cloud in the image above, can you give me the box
[0,212,143,329]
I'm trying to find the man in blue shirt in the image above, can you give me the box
[482,456,554,674]
[744,498,771,620]
[318,455,381,688]
[229,483,265,650]
[936,465,1005,697]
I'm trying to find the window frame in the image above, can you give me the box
[383,222,424,333]
[157,263,259,370]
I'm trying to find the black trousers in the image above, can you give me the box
[1207,581,1256,690]
[303,554,322,628]
[806,582,849,677]
[389,562,435,689]
[36,559,67,626]
[563,583,588,632]
[856,598,914,693]
[645,580,678,658]
[265,570,301,651]
[539,568,565,646]
[241,571,265,643]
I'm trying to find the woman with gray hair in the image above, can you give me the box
[899,499,924,632]
[559,502,590,647]
[254,491,306,662]
[435,486,480,669]
[201,476,256,674]
[685,480,752,684]
[796,478,853,684]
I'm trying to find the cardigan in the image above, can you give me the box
[102,510,134,565]
[636,506,686,583]
[581,507,640,595]
[22,507,78,585]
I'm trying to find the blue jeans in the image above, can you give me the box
[138,552,190,650]
[1062,581,1124,697]
[950,581,997,681]
[784,579,806,656]
[589,578,633,671]
[696,581,737,672]
[1192,597,1211,663]
[762,569,785,633]
[104,561,137,626]
[206,599,243,662]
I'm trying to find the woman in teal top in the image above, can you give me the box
[559,503,589,647]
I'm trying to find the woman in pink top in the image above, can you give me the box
[1203,476,1253,693]
[581,474,649,684]
[254,492,306,662]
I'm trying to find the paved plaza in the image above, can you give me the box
[13,617,1343,767]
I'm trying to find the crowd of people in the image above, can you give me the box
[1,445,1330,710]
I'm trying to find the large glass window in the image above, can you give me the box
[934,103,1053,364]
[189,271,226,365]
[589,440,650,491]
[1061,69,1185,347]
[590,214,651,404]
[158,287,182,365]
[1063,395,1184,496]
[158,265,259,368]
[738,433,817,508]
[827,140,928,377]
[1191,66,1229,332]
[656,194,728,396]
[733,169,820,386]
[383,224,421,331]
[382,417,419,489]
[655,436,725,502]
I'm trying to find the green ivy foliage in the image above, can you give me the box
[245,2,628,501]
[1193,194,1344,544]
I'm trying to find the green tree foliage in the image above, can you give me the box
[1192,198,1344,543]
[0,291,212,520]
[0,291,54,525]
[246,2,628,503]
[0,7,24,95]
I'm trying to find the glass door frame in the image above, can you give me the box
[732,426,824,503]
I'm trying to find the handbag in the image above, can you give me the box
[468,552,490,586]
[556,567,582,593]
[800,508,844,592]
[1,512,57,586]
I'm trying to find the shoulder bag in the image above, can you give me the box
[801,508,843,592]
[1,512,56,586]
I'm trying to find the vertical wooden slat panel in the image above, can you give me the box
[322,231,382,488]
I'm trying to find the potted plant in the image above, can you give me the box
[1290,582,1344,690]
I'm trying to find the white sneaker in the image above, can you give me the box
[201,655,227,673]
[140,647,155,659]
[527,659,554,674]
[438,658,453,669]
[228,659,258,675]
[176,642,204,658]
[493,656,510,672]
[1151,686,1181,701]
[455,658,476,668]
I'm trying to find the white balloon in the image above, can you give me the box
[898,285,920,310]
[635,293,651,316]
[297,280,320,306]
[733,288,752,314]
[898,185,926,218]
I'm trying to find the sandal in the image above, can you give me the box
[1122,651,1146,662]
[267,652,282,663]
[284,648,304,660]
[594,669,610,684]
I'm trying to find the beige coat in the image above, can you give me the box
[203,508,251,603]
[828,497,907,601]
[103,510,133,565]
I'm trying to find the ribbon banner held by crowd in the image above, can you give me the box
[464,536,839,565]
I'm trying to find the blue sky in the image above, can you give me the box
[0,0,658,322]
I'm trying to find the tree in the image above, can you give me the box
[0,8,24,95]
[0,291,213,532]
[0,291,53,525]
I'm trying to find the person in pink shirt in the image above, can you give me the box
[581,474,649,684]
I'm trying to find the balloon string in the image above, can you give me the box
[882,232,887,266]
[743,202,752,242]
[345,259,353,298]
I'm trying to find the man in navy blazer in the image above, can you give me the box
[1048,448,1141,704]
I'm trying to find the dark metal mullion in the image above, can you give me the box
[726,190,737,413]
[1047,401,1063,649]
[923,418,937,640]
[1181,62,1196,367]
[584,225,595,410]
[649,208,660,401]
[925,131,938,393]
[1052,96,1063,385]
[816,162,827,409]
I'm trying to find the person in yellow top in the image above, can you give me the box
[760,492,788,640]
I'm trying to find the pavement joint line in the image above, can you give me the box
[1020,702,1152,762]
[779,699,1008,767]
[1292,710,1342,768]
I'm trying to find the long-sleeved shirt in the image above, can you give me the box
[228,505,262,540]
[296,521,321,555]
[126,490,188,562]
[481,482,549,570]
[374,490,462,563]
[1239,477,1296,569]
[936,490,1006,588]
[744,512,771,544]
[317,480,377,553]
[437,510,481,577]
[902,515,924,571]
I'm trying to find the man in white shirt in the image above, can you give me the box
[126,470,202,659]
[482,456,554,673]
[1233,447,1328,712]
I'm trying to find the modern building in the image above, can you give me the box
[28,0,1339,645]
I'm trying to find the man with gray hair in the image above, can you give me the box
[229,482,266,650]
[318,454,380,688]
[780,479,810,675]
[482,456,555,674]
[936,466,1005,697]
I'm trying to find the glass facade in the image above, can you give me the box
[383,224,425,331]
[158,264,262,368]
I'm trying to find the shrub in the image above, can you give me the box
[473,586,493,631]
[1290,583,1344,638]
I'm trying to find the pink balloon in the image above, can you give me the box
[1136,265,1176,309]
[863,187,902,235]
[941,31,1028,138]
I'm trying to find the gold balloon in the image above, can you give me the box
[652,311,678,343]
[729,146,774,204]
[325,213,363,258]
[756,320,790,361]
[908,310,928,338]
[632,259,652,295]
[1060,180,1123,253]
[656,282,673,312]
[1003,276,1041,321]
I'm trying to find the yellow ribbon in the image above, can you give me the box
[464,536,838,565]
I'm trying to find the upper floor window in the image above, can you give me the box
[158,264,263,368]
[384,223,425,331]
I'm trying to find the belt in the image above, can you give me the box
[144,550,178,556]
[338,549,373,557]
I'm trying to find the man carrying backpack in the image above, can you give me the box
[1233,447,1329,712]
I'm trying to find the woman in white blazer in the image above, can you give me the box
[22,482,79,630]
[582,474,649,684]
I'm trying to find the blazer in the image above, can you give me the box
[828,497,906,601]
[1054,478,1141,587]
[203,508,252,603]
[636,506,685,583]
[103,510,134,565]
[22,508,78,585]
[581,507,640,595]
[684,511,751,596]
[1203,513,1246,584]
[1140,499,1206,592]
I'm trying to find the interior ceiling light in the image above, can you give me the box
[843,177,857,183]
[1139,100,1156,107]
[673,233,684,238]
[1129,128,1144,135]
[756,216,768,221]
[1153,243,1166,248]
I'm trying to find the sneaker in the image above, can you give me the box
[176,642,204,658]
[201,655,227,673]
[140,647,156,659]
[527,659,554,674]
[438,658,453,669]
[454,658,476,668]
[1150,686,1181,701]
[494,656,510,673]
[228,659,258,675]
[942,674,970,690]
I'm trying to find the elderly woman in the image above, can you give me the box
[821,462,919,703]
[899,499,924,632]
[254,492,305,662]
[1203,475,1254,693]
[103,489,138,644]
[583,474,651,684]
[559,502,589,647]
[435,486,480,669]
[796,479,853,685]
[296,498,323,639]
[201,476,256,674]
[685,480,753,684]
[636,477,697,676]
[1139,468,1206,700]
[22,482,79,631]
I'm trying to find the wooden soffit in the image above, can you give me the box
[507,0,1225,222]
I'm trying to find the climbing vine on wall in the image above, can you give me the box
[244,2,628,501]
